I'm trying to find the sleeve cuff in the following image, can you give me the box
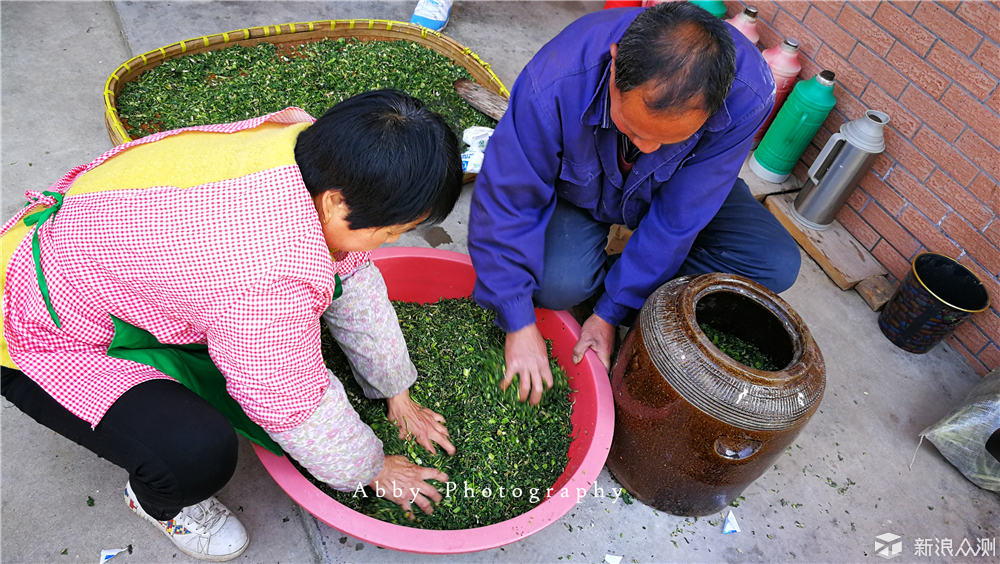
[356,368,416,400]
[594,294,632,328]
[492,295,538,333]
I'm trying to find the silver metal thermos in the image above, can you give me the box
[790,110,890,230]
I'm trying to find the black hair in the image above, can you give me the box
[295,89,463,229]
[614,1,737,115]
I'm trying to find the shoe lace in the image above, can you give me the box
[413,0,452,20]
[177,498,227,534]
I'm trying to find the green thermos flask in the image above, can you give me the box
[689,0,728,18]
[750,70,837,183]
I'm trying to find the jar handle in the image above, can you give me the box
[715,436,763,460]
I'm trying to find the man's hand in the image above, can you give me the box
[504,323,554,405]
[369,455,448,519]
[572,313,615,372]
[386,390,455,456]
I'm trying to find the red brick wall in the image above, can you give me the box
[728,0,1000,375]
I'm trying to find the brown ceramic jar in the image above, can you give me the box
[605,273,826,516]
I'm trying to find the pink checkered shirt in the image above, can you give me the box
[2,108,370,432]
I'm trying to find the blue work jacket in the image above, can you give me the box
[468,7,775,331]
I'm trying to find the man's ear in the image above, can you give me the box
[609,43,618,84]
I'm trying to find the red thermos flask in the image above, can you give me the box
[753,38,802,147]
[726,5,760,44]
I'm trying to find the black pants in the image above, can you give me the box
[1,367,238,520]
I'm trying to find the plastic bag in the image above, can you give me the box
[462,126,494,152]
[918,369,1000,491]
[461,149,485,174]
[461,126,493,173]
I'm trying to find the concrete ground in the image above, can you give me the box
[1,1,997,563]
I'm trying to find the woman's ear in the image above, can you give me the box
[314,190,348,225]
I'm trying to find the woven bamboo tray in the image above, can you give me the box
[103,19,509,146]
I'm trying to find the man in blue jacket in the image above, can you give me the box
[468,2,801,404]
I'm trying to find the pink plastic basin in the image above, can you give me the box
[254,247,614,553]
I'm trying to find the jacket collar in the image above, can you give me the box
[582,59,613,128]
[703,97,732,132]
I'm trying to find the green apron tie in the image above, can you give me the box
[22,191,65,328]
[107,316,283,455]
[105,278,346,456]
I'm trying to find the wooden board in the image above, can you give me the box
[765,192,887,290]
[741,152,800,202]
[605,224,633,255]
[454,78,508,121]
[855,275,897,312]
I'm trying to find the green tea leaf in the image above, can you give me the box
[116,39,496,140]
[295,297,574,530]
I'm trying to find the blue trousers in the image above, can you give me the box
[534,178,801,317]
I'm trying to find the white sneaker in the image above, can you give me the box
[410,0,453,31]
[125,480,249,561]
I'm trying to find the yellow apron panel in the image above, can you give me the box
[2,119,311,368]
[68,121,311,196]
[0,205,46,369]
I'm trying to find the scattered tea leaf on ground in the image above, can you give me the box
[607,473,634,505]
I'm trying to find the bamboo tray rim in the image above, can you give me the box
[103,19,509,146]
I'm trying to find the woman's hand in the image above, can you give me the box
[572,313,614,372]
[386,390,456,456]
[369,455,449,518]
[504,323,554,405]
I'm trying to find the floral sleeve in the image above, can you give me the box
[321,261,418,399]
[267,371,384,492]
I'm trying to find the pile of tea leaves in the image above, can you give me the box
[294,297,574,530]
[699,323,782,371]
[115,37,497,139]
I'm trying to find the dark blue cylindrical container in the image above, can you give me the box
[879,253,991,354]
